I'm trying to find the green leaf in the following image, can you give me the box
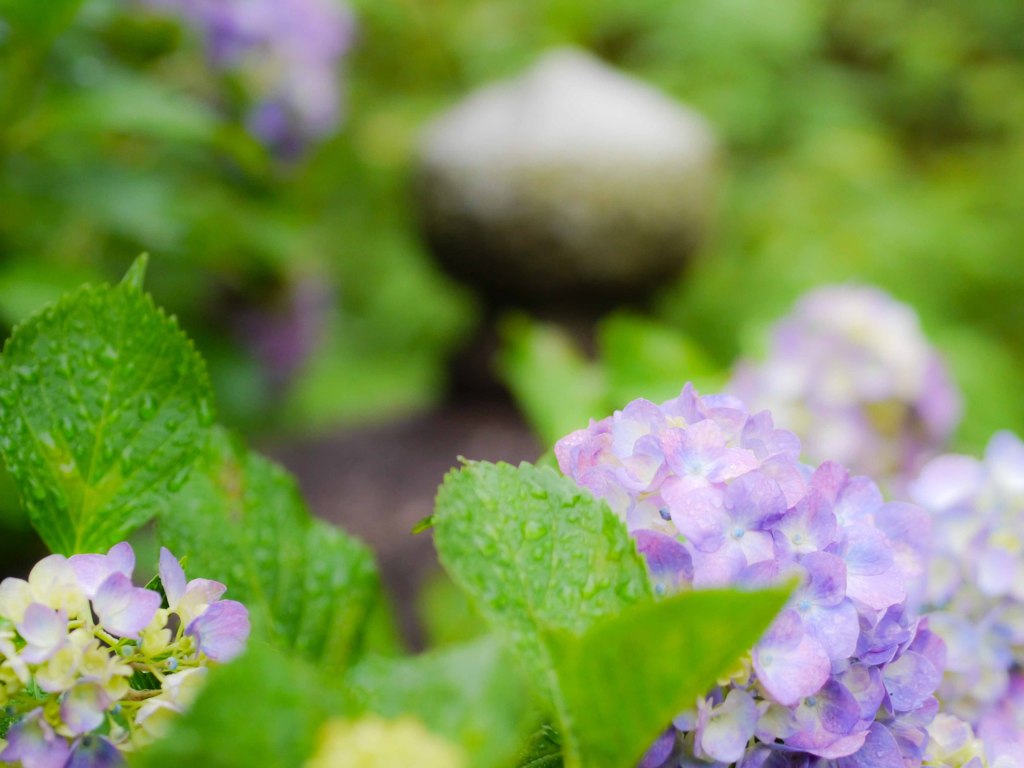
[496,315,606,447]
[0,0,84,41]
[130,642,345,768]
[417,570,486,649]
[44,75,220,145]
[159,427,381,673]
[0,260,214,553]
[516,726,564,768]
[120,254,149,292]
[432,461,652,702]
[599,312,724,409]
[349,636,532,768]
[550,587,791,768]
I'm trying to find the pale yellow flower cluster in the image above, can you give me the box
[305,716,466,768]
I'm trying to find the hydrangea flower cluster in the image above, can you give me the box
[142,0,355,155]
[728,285,961,488]
[0,544,249,767]
[908,432,1024,727]
[556,384,944,767]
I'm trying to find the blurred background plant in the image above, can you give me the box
[1,0,1024,633]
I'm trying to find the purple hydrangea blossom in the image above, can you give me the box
[160,548,250,662]
[556,384,944,766]
[908,431,1024,727]
[976,673,1024,766]
[0,544,250,763]
[727,285,961,490]
[0,711,71,768]
[141,0,355,155]
[65,736,123,768]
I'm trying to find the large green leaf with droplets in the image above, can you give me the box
[515,726,563,768]
[432,461,653,704]
[0,257,214,554]
[159,427,382,673]
[549,587,790,768]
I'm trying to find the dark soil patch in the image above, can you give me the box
[266,398,540,647]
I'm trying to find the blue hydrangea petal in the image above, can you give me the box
[883,650,943,712]
[639,727,676,768]
[699,689,758,763]
[69,542,135,599]
[785,679,861,756]
[93,573,161,639]
[752,610,831,706]
[798,552,847,607]
[159,547,188,609]
[0,711,72,767]
[775,490,837,555]
[725,472,787,530]
[801,599,859,662]
[17,602,67,664]
[67,736,124,768]
[186,599,251,661]
[61,683,110,735]
[634,530,693,593]
[663,484,727,552]
[835,723,902,768]
[839,525,905,611]
[839,664,886,721]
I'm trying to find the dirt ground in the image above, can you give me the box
[268,397,540,647]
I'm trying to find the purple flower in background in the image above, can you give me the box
[924,714,987,767]
[141,0,355,155]
[909,431,1024,727]
[976,673,1024,765]
[231,277,335,391]
[728,285,961,490]
[556,384,943,767]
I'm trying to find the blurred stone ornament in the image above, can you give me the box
[414,48,719,307]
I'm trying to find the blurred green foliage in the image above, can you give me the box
[0,0,476,437]
[2,0,1023,446]
[498,313,722,447]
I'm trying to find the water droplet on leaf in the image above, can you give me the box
[523,520,547,541]
[14,366,37,383]
[197,399,214,427]
[99,346,119,366]
[138,395,157,420]
[166,466,190,492]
